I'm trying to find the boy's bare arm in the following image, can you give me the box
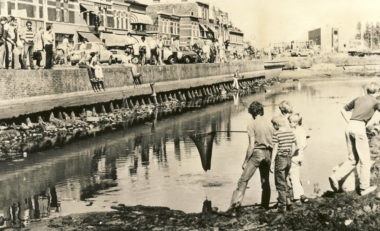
[340,108,350,124]
[270,143,278,173]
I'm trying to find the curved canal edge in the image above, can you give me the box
[24,127,380,230]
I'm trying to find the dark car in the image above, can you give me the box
[167,47,199,64]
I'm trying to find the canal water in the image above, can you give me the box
[0,78,376,225]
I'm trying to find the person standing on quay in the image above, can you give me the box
[5,16,20,69]
[33,27,44,68]
[43,25,54,69]
[329,82,380,196]
[228,101,274,215]
[20,20,35,69]
[0,17,8,69]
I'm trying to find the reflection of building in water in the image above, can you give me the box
[174,138,181,161]
[0,186,59,229]
[80,145,119,200]
[152,136,168,165]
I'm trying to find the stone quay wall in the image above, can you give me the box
[0,61,264,101]
[0,61,272,119]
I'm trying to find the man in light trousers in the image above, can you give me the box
[329,82,380,196]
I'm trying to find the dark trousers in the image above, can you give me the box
[23,43,34,68]
[44,44,53,69]
[275,155,292,208]
[230,149,271,209]
[34,51,42,67]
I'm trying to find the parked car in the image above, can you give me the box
[166,47,199,64]
[70,42,113,65]
[110,49,127,63]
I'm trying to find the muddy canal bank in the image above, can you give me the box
[23,126,380,231]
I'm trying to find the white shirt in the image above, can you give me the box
[43,31,54,45]
[94,65,104,80]
[294,126,307,151]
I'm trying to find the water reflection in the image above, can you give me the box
[0,79,373,226]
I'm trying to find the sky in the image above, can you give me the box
[206,0,380,47]
[142,0,380,48]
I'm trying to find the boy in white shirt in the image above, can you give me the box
[288,113,308,203]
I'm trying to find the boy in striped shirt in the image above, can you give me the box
[20,20,35,69]
[270,115,297,212]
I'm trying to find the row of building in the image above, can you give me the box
[0,0,244,51]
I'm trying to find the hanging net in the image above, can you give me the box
[189,132,216,171]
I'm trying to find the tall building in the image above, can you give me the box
[146,0,240,48]
[308,25,340,53]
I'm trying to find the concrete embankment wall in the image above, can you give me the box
[0,61,270,119]
[0,61,264,100]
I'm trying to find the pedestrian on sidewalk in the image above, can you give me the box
[20,20,35,69]
[329,82,380,196]
[43,25,54,69]
[5,16,21,69]
[33,27,44,68]
[0,17,7,69]
[228,101,274,215]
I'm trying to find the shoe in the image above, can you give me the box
[359,186,377,196]
[300,195,309,203]
[329,177,339,192]
[376,191,380,200]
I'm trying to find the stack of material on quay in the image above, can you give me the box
[26,125,380,231]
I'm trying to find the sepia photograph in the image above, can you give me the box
[0,0,380,230]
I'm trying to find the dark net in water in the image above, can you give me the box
[189,132,216,171]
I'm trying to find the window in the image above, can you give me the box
[107,16,114,28]
[8,2,15,15]
[69,11,75,23]
[39,6,43,19]
[48,8,56,21]
[170,22,173,34]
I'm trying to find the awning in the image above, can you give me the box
[78,32,101,43]
[80,3,97,13]
[199,24,208,31]
[103,33,126,47]
[130,13,153,25]
[207,25,217,34]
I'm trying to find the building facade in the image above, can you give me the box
[0,0,153,47]
[308,26,340,53]
[0,0,88,46]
